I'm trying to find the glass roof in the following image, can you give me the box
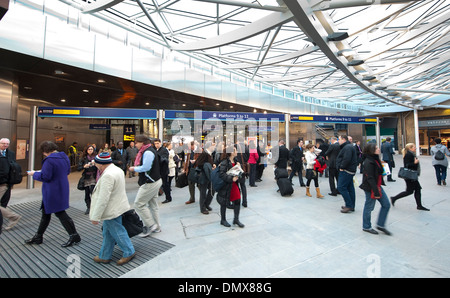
[69,0,450,113]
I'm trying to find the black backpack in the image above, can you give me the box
[435,149,445,161]
[8,160,23,185]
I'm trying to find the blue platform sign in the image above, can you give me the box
[290,114,377,124]
[164,110,284,121]
[38,107,157,119]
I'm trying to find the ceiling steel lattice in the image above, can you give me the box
[69,0,450,113]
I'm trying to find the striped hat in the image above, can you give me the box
[94,152,112,164]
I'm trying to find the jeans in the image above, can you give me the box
[337,171,356,209]
[362,187,390,229]
[433,165,447,184]
[99,216,135,260]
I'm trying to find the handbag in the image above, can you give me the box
[398,167,418,181]
[77,174,85,190]
[176,172,188,188]
[305,169,316,180]
[121,209,143,238]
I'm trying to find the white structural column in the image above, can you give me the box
[159,109,164,141]
[376,117,380,149]
[414,109,420,156]
[27,106,38,189]
[285,114,290,149]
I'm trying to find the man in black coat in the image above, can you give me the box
[111,141,129,175]
[0,137,15,207]
[288,139,306,187]
[325,136,340,196]
[273,139,290,170]
[154,139,172,203]
[336,135,358,213]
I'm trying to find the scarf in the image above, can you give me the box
[134,144,152,166]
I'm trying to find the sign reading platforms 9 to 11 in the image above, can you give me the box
[290,115,377,124]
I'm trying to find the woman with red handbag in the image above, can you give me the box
[359,143,392,235]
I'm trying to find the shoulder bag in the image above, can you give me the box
[121,209,143,238]
[398,167,418,181]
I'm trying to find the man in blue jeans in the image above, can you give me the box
[90,152,136,265]
[335,135,358,213]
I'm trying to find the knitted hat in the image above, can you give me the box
[94,152,112,164]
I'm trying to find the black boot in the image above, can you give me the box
[233,219,245,228]
[60,217,81,247]
[62,233,81,247]
[25,233,43,245]
[220,205,230,227]
[414,192,430,211]
[233,200,245,228]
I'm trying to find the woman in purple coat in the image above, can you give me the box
[25,141,81,247]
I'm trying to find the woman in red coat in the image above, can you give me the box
[248,140,259,187]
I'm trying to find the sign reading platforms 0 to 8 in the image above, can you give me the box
[290,115,377,124]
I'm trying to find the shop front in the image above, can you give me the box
[418,118,450,155]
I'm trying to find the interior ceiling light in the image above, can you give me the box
[97,79,105,83]
[348,60,364,67]
[54,70,65,75]
[82,89,89,92]
[362,76,376,81]
[327,32,349,42]
[337,49,356,56]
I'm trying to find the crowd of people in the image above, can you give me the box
[1,133,449,265]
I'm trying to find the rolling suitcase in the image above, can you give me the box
[277,178,294,196]
[274,168,289,180]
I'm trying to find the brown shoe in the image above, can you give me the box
[185,200,195,204]
[117,253,136,266]
[340,207,354,213]
[93,256,111,264]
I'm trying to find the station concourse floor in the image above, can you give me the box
[5,154,450,278]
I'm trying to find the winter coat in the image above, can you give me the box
[197,162,213,185]
[273,145,290,169]
[336,141,358,173]
[33,152,71,214]
[89,163,130,222]
[359,154,385,197]
[216,158,240,206]
[0,152,10,185]
[381,141,395,162]
[325,142,340,169]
